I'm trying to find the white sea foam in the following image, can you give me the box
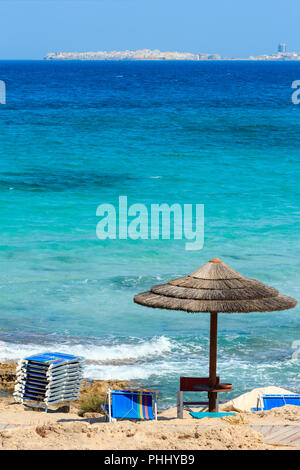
[0,336,296,386]
[84,361,178,381]
[0,336,177,381]
[0,336,172,364]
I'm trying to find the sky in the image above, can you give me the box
[0,0,299,59]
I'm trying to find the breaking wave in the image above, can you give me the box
[0,335,172,364]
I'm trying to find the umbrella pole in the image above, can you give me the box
[208,312,218,412]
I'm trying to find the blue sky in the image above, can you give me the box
[1,0,299,59]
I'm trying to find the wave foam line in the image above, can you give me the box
[0,336,172,363]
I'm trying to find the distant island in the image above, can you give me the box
[45,44,300,61]
[45,49,210,61]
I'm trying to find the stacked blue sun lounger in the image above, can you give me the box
[14,352,84,411]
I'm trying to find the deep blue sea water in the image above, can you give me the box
[0,60,299,407]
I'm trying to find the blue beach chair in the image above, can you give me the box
[102,389,158,422]
[253,394,300,411]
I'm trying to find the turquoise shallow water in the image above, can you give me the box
[0,60,299,407]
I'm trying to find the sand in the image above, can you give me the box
[0,395,299,450]
[1,363,299,450]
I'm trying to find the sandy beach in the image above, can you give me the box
[1,362,299,450]
[0,394,300,450]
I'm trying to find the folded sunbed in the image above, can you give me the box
[14,352,84,412]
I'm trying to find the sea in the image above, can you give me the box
[0,60,299,407]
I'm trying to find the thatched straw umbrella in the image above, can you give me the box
[134,258,297,412]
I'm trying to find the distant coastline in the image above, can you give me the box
[45,47,300,61]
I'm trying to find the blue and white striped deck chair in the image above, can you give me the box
[102,389,158,422]
[254,394,300,411]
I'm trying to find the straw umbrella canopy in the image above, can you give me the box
[134,258,297,411]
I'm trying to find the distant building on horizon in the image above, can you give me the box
[278,43,287,53]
